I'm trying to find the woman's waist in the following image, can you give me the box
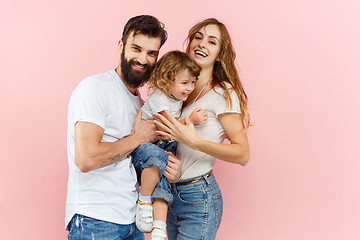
[178,153,216,180]
[172,169,219,192]
[175,170,214,186]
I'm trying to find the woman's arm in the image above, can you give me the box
[154,111,250,166]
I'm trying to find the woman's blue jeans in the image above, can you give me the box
[166,172,223,240]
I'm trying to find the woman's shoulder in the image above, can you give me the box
[212,82,235,95]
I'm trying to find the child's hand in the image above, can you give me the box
[189,107,208,125]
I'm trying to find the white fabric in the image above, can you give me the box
[141,89,182,120]
[65,70,142,228]
[176,84,241,180]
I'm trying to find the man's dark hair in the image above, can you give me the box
[121,15,167,47]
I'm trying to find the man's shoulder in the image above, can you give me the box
[69,72,114,104]
[82,70,116,85]
[75,70,116,92]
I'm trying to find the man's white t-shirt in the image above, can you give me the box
[141,89,182,120]
[65,70,142,228]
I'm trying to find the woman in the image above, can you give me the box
[154,18,250,240]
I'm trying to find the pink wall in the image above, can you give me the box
[1,0,359,239]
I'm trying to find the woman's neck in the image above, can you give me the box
[197,67,213,87]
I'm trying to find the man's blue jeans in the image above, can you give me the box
[131,140,176,204]
[67,214,144,240]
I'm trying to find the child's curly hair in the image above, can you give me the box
[149,50,201,95]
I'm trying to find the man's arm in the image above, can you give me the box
[75,110,158,173]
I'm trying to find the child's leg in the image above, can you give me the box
[140,166,160,196]
[133,144,168,233]
[136,166,162,233]
[151,177,173,239]
[137,144,169,195]
[153,198,168,222]
[151,199,168,240]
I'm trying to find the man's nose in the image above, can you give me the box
[137,52,149,65]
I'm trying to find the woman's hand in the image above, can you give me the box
[163,151,181,183]
[154,110,202,150]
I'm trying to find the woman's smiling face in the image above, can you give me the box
[188,24,222,69]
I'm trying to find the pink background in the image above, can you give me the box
[1,0,359,239]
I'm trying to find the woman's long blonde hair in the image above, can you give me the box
[185,18,250,128]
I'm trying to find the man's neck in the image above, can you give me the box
[115,65,138,95]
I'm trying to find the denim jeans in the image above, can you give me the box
[131,140,177,204]
[167,172,223,240]
[67,214,144,240]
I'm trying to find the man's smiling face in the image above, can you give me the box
[119,32,161,89]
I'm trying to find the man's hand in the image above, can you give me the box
[163,151,181,183]
[189,107,208,125]
[132,110,159,144]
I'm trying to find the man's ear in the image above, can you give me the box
[118,40,124,53]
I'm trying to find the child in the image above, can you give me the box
[130,51,207,240]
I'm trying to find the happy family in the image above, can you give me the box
[65,15,250,240]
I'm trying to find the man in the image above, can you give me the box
[65,15,180,239]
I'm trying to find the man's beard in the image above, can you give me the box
[120,50,154,89]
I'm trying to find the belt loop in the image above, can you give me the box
[204,172,210,185]
[75,214,80,227]
[172,182,177,193]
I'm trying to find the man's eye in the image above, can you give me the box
[149,52,158,57]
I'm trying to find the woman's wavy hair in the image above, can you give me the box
[185,18,250,128]
[150,50,201,96]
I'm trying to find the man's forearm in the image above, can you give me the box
[75,131,142,173]
[75,113,158,172]
[97,134,140,168]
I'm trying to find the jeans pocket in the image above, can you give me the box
[67,215,81,240]
[80,215,103,223]
[177,185,207,204]
[213,192,223,228]
[67,219,74,240]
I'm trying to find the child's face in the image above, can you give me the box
[171,68,196,101]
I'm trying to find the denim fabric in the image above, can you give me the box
[154,139,177,155]
[67,214,144,240]
[166,173,223,240]
[130,140,177,204]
